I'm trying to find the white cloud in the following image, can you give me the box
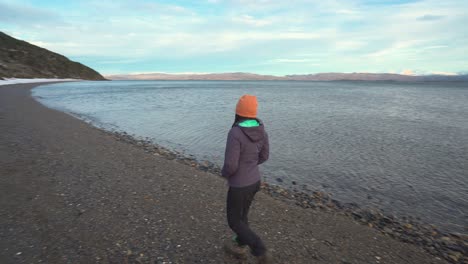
[231,15,272,27]
[333,40,366,51]
[270,58,320,63]
[420,45,449,50]
[336,9,357,15]
[365,40,428,58]
[2,0,467,74]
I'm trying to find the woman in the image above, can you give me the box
[222,94,271,263]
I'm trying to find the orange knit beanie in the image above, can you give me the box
[236,94,258,118]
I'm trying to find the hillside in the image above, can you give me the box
[0,32,105,80]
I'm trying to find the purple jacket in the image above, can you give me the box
[221,119,269,187]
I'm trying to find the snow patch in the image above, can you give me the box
[0,78,81,86]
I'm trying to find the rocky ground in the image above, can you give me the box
[0,83,464,263]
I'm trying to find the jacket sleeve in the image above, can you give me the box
[221,129,241,178]
[258,131,269,164]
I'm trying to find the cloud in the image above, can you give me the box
[333,40,366,51]
[231,15,272,27]
[417,14,445,21]
[270,58,319,63]
[0,2,63,26]
[420,45,449,50]
[1,0,467,75]
[365,40,424,58]
[336,9,358,15]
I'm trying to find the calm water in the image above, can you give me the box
[33,80,468,233]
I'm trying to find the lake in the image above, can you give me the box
[33,80,468,234]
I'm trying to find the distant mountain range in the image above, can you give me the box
[107,72,468,82]
[0,32,105,80]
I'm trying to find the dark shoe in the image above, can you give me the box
[223,239,248,259]
[256,252,273,264]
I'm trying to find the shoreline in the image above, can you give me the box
[99,128,468,264]
[0,82,465,263]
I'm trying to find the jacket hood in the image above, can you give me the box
[236,119,265,142]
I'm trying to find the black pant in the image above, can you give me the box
[226,181,266,256]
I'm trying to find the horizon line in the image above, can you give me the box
[103,71,466,77]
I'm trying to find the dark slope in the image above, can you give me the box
[0,32,105,80]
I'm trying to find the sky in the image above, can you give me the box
[1,0,467,76]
